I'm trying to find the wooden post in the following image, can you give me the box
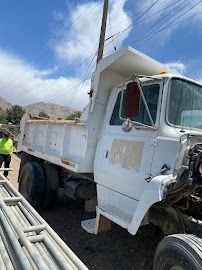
[96,0,109,66]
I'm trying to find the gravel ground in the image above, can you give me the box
[8,153,161,270]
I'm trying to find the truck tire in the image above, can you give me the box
[153,234,202,270]
[18,152,31,182]
[19,162,45,209]
[40,163,59,209]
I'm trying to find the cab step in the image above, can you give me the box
[81,218,96,234]
[98,205,133,229]
[81,205,133,234]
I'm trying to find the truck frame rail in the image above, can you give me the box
[0,172,88,270]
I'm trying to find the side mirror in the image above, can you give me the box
[122,119,132,132]
[124,81,141,118]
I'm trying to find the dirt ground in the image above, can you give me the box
[9,153,161,270]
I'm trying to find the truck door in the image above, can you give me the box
[94,80,163,201]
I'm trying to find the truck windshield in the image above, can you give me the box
[168,78,202,130]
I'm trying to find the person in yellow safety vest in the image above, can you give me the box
[0,132,13,178]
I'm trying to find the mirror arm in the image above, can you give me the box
[135,76,155,128]
[119,78,132,121]
[119,74,156,130]
[131,121,156,130]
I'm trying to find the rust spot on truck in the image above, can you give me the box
[109,139,144,171]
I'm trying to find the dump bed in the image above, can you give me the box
[17,116,92,173]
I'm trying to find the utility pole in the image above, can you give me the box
[96,0,109,66]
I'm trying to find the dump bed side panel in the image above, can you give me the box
[18,116,94,173]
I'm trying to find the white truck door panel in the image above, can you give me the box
[94,81,163,201]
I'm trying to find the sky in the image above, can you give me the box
[0,0,202,111]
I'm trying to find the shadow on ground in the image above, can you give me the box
[39,189,161,270]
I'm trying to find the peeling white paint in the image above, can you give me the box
[109,139,144,172]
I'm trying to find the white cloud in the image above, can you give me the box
[52,10,64,21]
[135,0,202,46]
[0,2,132,112]
[164,61,186,74]
[54,0,132,62]
[0,50,90,110]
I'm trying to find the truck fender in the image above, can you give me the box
[128,174,175,235]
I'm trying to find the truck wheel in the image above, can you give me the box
[19,162,44,209]
[18,152,31,182]
[40,163,59,209]
[153,234,202,270]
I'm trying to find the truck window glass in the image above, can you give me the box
[168,79,202,130]
[110,84,160,126]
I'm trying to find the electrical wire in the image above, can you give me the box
[131,0,193,48]
[43,40,99,104]
[19,52,95,105]
[0,0,103,92]
[66,51,97,109]
[8,0,168,108]
[11,0,202,111]
[23,0,185,106]
[135,0,202,49]
[41,39,98,105]
[108,15,116,51]
[19,39,99,105]
[105,0,184,42]
[48,0,202,108]
[104,0,161,49]
[103,2,202,57]
[47,55,97,104]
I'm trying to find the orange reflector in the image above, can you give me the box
[193,79,198,81]
[158,71,168,74]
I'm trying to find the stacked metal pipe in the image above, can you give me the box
[0,173,88,270]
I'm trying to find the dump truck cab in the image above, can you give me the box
[82,51,202,238]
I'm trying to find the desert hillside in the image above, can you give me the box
[0,97,13,110]
[23,102,75,120]
[0,97,75,120]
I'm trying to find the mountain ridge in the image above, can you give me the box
[0,97,76,120]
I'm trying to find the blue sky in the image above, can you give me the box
[0,0,202,110]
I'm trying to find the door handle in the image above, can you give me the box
[103,150,109,158]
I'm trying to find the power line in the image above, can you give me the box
[66,51,97,109]
[10,0,167,109]
[22,0,186,106]
[47,54,97,104]
[68,61,96,108]
[168,10,202,26]
[18,0,158,107]
[103,2,202,58]
[0,0,103,92]
[104,0,161,49]
[19,37,99,105]
[135,0,202,49]
[108,15,116,51]
[48,0,202,107]
[43,40,99,105]
[131,0,192,48]
[105,0,184,42]
[19,53,94,105]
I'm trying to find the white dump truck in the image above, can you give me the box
[17,46,202,269]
